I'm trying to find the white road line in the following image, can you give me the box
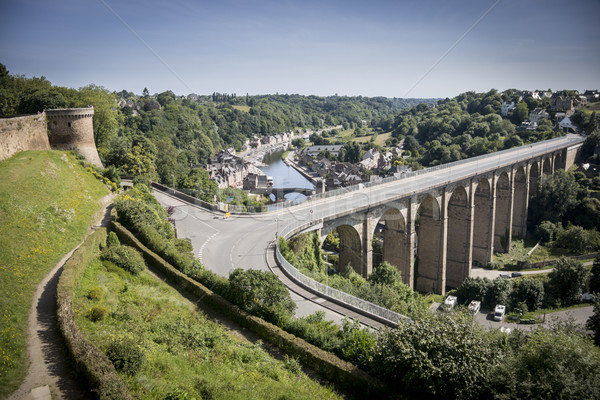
[198,232,219,263]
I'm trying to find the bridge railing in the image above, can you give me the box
[298,134,584,204]
[275,222,412,326]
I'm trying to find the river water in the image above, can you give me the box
[260,150,314,203]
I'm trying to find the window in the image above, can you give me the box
[67,122,72,127]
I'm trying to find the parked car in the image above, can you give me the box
[494,305,506,321]
[468,300,481,314]
[511,272,523,278]
[443,295,458,311]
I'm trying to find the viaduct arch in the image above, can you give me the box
[309,136,585,295]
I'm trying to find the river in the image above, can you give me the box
[260,150,314,203]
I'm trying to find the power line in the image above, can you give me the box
[98,0,194,93]
[403,0,502,98]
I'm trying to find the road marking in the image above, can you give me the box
[198,232,219,263]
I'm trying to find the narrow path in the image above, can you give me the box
[7,194,115,400]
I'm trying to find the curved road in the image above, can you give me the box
[155,134,586,327]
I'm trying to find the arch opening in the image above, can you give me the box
[415,195,442,293]
[494,172,511,253]
[473,179,492,266]
[373,208,409,285]
[446,186,469,289]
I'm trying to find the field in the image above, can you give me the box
[329,129,392,147]
[73,250,341,399]
[232,105,251,113]
[0,151,109,397]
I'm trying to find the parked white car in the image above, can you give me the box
[468,300,481,314]
[444,295,458,311]
[494,305,506,321]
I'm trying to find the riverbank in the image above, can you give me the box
[283,151,325,193]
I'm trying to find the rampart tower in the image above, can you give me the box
[45,108,103,167]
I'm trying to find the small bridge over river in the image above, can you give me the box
[252,187,316,199]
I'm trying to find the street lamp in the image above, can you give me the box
[172,174,175,194]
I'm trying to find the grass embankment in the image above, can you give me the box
[493,238,596,270]
[73,242,341,399]
[0,150,109,397]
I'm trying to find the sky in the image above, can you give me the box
[1,0,599,98]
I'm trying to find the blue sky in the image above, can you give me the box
[1,0,599,98]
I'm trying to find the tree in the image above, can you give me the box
[455,277,490,304]
[228,269,296,325]
[554,225,590,252]
[372,312,502,399]
[77,84,119,162]
[155,138,178,184]
[512,278,544,311]
[485,277,513,309]
[344,141,363,163]
[548,257,589,305]
[590,256,600,295]
[368,261,403,287]
[528,170,583,227]
[535,220,558,243]
[488,327,600,399]
[587,300,600,346]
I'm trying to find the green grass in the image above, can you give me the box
[73,255,341,399]
[493,238,592,270]
[232,105,251,113]
[506,303,593,323]
[0,151,109,397]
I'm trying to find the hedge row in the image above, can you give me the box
[56,228,132,400]
[110,220,388,398]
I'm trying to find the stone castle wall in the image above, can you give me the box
[46,108,103,167]
[0,108,103,167]
[0,113,51,163]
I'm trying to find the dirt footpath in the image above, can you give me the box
[7,194,115,400]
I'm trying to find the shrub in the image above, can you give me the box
[548,257,589,306]
[340,318,375,368]
[87,287,105,300]
[101,245,146,275]
[106,337,145,375]
[88,305,110,322]
[228,268,296,326]
[106,231,120,248]
[535,220,558,243]
[554,225,589,252]
[283,355,302,375]
[368,261,403,287]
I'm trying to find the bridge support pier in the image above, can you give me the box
[315,137,584,295]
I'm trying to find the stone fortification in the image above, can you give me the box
[45,108,103,167]
[0,113,50,163]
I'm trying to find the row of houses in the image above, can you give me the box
[299,145,411,189]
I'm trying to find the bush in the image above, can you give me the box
[106,231,120,248]
[339,318,375,368]
[87,287,105,300]
[535,220,558,243]
[228,268,296,326]
[554,225,589,252]
[106,337,145,376]
[284,311,342,352]
[101,245,146,275]
[548,257,589,306]
[88,305,110,322]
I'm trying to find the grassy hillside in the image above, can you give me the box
[73,245,341,399]
[0,150,109,397]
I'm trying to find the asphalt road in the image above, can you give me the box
[155,190,352,324]
[151,134,586,328]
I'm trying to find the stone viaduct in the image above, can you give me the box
[295,135,585,295]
